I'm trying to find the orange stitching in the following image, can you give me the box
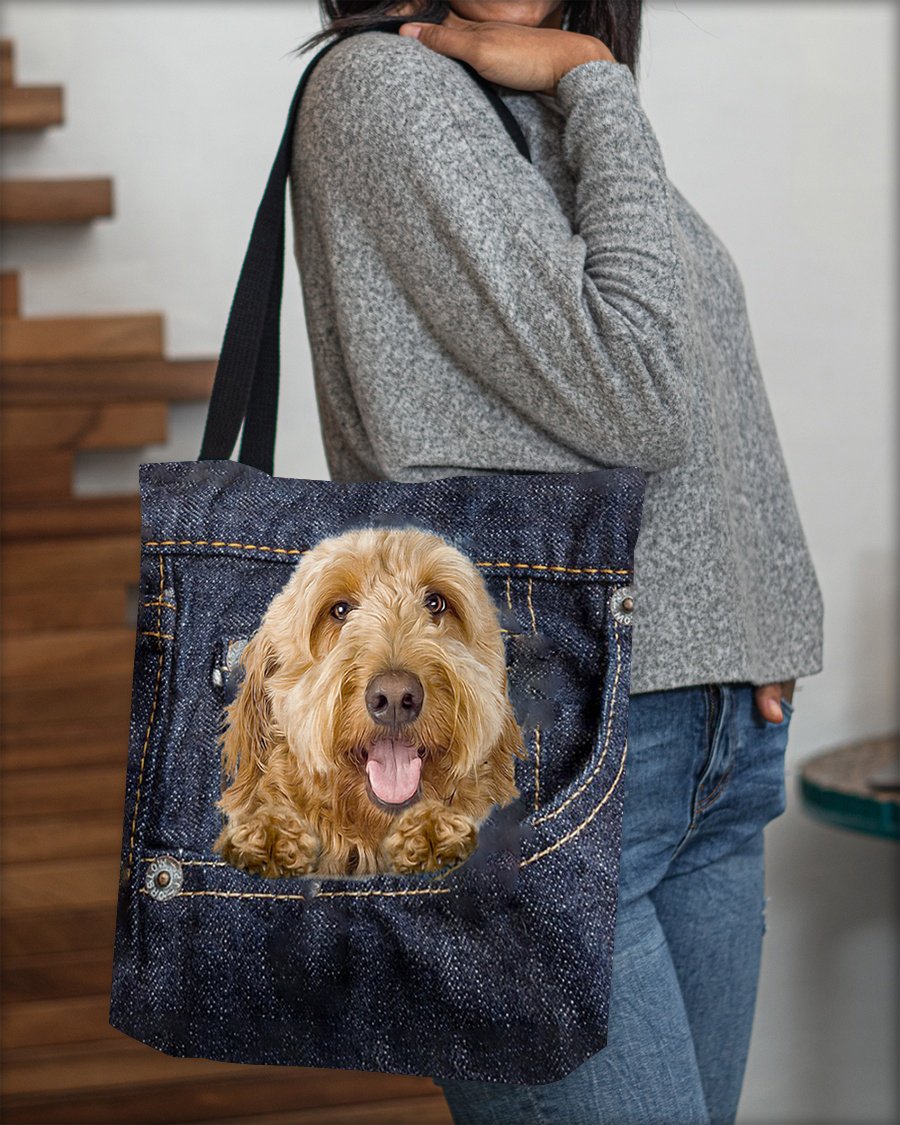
[525,575,537,633]
[127,554,167,868]
[142,600,176,609]
[145,539,305,555]
[533,726,542,812]
[139,885,453,901]
[156,555,162,638]
[316,885,451,899]
[140,631,174,640]
[520,739,627,868]
[526,576,542,812]
[140,887,307,901]
[532,619,622,828]
[478,561,630,576]
[142,538,629,576]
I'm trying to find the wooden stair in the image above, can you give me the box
[0,39,63,132]
[0,37,452,1125]
[0,177,114,225]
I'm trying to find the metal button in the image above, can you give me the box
[610,585,636,626]
[145,855,183,901]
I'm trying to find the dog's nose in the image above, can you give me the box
[366,670,423,727]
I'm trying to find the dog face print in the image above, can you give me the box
[212,526,526,878]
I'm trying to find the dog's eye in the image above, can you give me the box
[425,592,448,616]
[330,601,354,621]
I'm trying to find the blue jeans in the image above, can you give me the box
[435,680,794,1125]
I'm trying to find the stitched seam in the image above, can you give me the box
[142,539,628,576]
[520,735,627,867]
[533,727,542,812]
[698,766,732,810]
[127,553,167,868]
[527,576,543,812]
[531,618,622,828]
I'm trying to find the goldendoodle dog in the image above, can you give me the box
[212,525,526,878]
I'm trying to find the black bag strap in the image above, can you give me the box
[198,20,532,474]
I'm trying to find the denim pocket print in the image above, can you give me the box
[130,532,631,895]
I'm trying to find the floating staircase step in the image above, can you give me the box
[0,1036,434,1103]
[0,313,163,364]
[0,855,119,930]
[1,765,129,820]
[1,356,217,404]
[1,39,13,86]
[1,270,19,315]
[0,621,138,679]
[2,907,114,958]
[0,495,142,541]
[0,625,137,729]
[0,85,64,131]
[0,450,73,503]
[1,947,115,1002]
[0,177,113,224]
[2,401,167,451]
[1,685,132,730]
[2,995,118,1051]
[1,717,129,772]
[1,811,122,865]
[2,535,139,594]
[0,855,119,916]
[3,586,129,633]
[0,1087,450,1125]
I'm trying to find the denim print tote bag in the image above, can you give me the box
[109,23,646,1086]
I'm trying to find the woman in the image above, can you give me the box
[288,2,824,1122]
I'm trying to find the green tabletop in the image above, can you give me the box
[799,734,899,840]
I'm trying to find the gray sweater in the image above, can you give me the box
[288,30,824,695]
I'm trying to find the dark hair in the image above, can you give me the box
[290,2,643,82]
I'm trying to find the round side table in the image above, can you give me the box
[799,734,899,840]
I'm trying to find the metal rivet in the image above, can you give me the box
[610,585,636,626]
[145,856,183,901]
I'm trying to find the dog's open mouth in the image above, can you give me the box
[362,738,424,812]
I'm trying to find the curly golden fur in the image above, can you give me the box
[212,526,525,877]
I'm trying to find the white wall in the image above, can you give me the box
[1,2,896,1121]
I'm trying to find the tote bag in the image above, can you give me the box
[109,23,646,1086]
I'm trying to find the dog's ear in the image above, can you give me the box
[217,629,281,811]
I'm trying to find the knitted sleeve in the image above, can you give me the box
[294,32,695,473]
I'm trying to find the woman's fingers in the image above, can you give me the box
[398,15,602,95]
[753,678,796,723]
[399,14,482,58]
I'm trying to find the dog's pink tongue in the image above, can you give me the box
[366,739,422,804]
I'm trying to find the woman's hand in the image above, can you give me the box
[754,678,796,724]
[396,9,616,97]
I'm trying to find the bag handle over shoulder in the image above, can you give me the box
[198,20,532,475]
